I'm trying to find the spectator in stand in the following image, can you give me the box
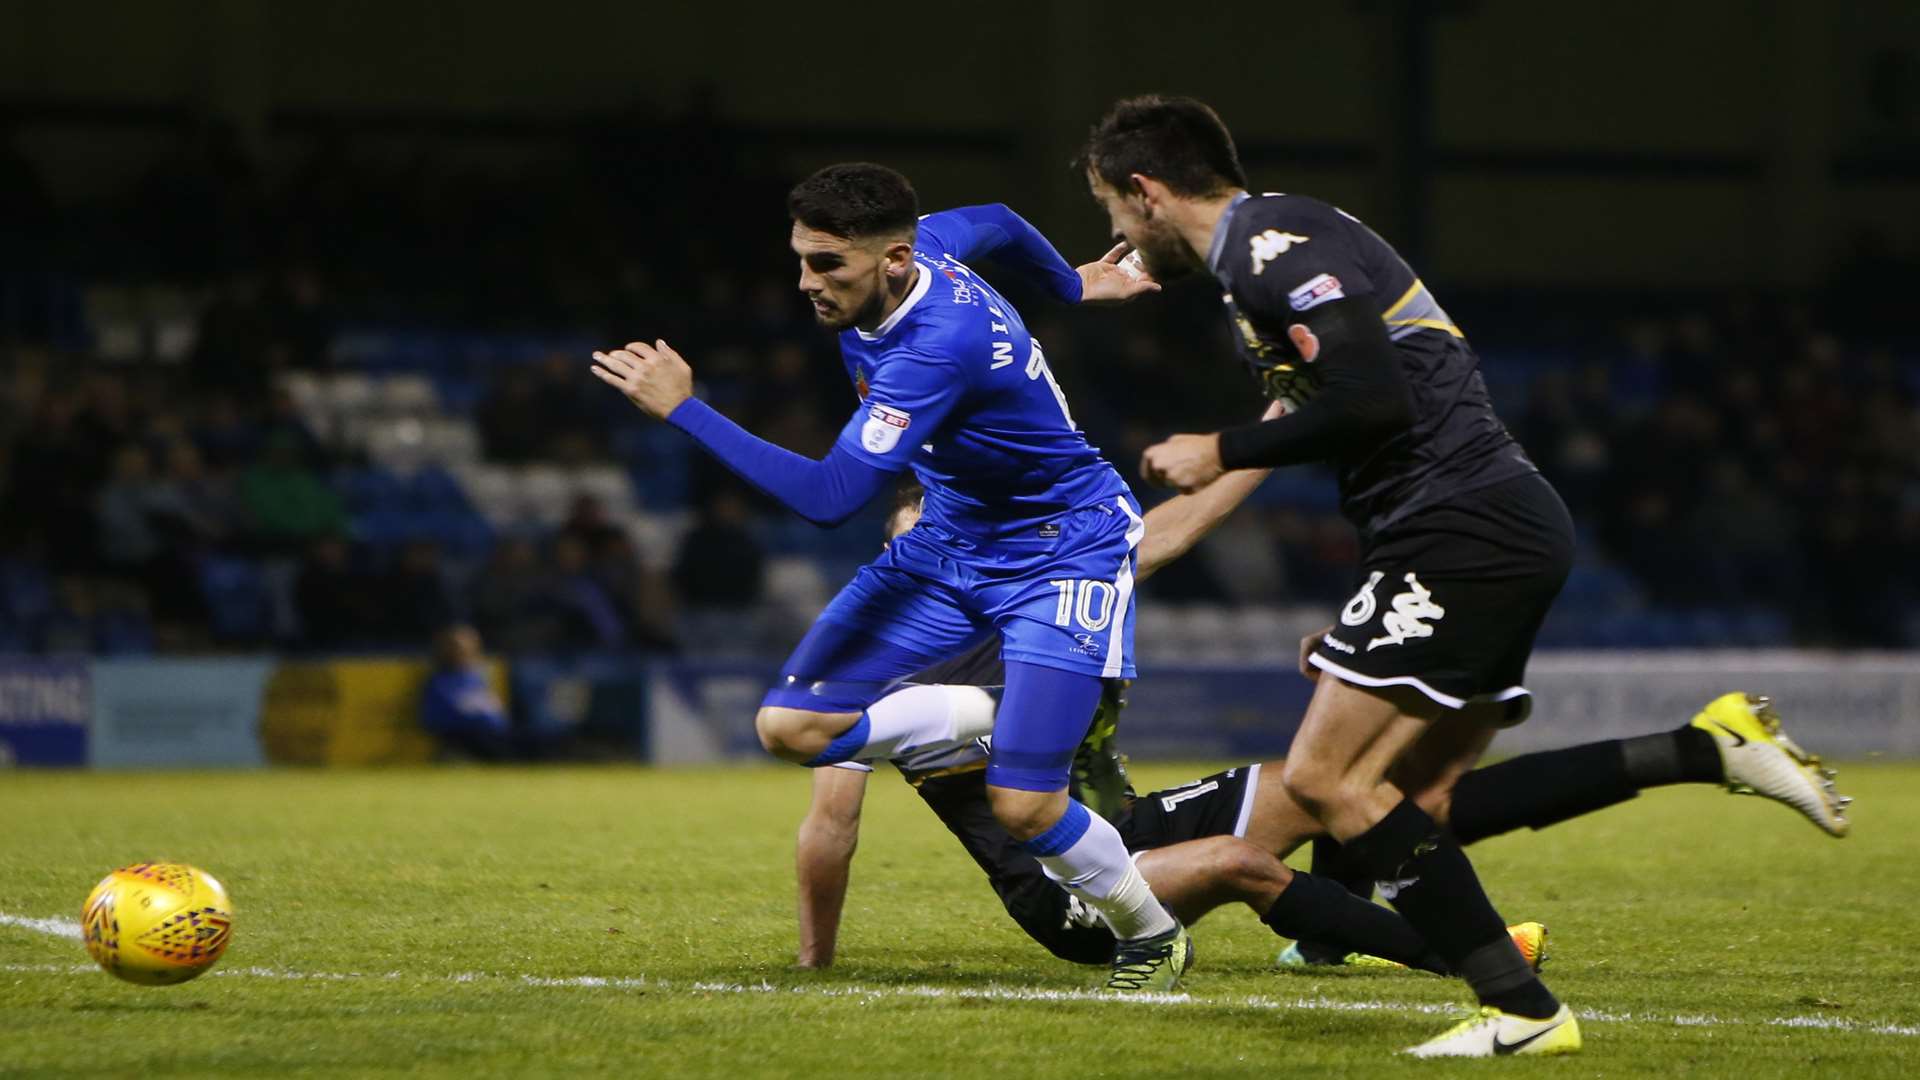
[421,624,513,761]
[548,533,628,650]
[191,392,261,471]
[470,535,561,654]
[476,369,545,464]
[241,429,346,553]
[92,443,165,579]
[382,538,456,645]
[295,534,381,649]
[672,487,765,610]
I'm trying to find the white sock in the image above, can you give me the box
[1028,804,1176,941]
[834,684,997,764]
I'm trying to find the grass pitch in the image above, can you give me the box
[2,761,1917,1078]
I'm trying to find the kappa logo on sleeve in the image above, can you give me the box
[860,404,912,454]
[1287,273,1345,312]
[1249,229,1309,275]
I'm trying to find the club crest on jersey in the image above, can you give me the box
[1249,230,1309,275]
[853,371,869,400]
[861,404,911,454]
[1288,273,1345,312]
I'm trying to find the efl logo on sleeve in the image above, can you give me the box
[861,404,912,453]
[1287,273,1344,312]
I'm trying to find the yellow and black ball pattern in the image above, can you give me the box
[82,862,234,986]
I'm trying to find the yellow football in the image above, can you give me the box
[80,862,234,985]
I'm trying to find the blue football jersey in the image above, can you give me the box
[832,210,1130,540]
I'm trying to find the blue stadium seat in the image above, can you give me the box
[0,560,55,625]
[337,467,406,512]
[200,556,272,643]
[432,375,486,413]
[408,466,473,512]
[93,610,155,655]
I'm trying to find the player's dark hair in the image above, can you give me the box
[787,163,920,240]
[1076,95,1247,197]
[891,476,926,513]
[884,476,925,541]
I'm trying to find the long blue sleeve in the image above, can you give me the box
[917,205,1083,304]
[666,399,894,528]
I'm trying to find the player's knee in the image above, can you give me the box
[1205,837,1291,896]
[987,787,1068,842]
[755,706,831,763]
[1280,756,1346,817]
[1412,783,1453,825]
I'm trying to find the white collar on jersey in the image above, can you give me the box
[855,258,934,342]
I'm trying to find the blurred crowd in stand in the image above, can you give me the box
[0,114,1914,658]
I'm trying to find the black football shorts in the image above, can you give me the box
[1117,765,1261,854]
[1310,472,1574,722]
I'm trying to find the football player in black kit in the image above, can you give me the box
[1075,95,1849,1057]
[795,482,1846,986]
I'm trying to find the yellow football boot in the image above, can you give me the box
[1105,920,1194,993]
[1507,921,1550,971]
[1692,693,1851,837]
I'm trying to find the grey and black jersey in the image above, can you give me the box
[1208,192,1537,542]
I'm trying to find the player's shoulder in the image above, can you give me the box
[1225,194,1358,268]
[901,263,1003,347]
[1233,192,1357,234]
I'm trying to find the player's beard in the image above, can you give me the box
[810,281,885,331]
[1132,219,1203,282]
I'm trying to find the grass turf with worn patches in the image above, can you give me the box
[1,761,1916,1078]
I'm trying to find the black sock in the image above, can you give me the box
[1448,741,1641,844]
[1621,726,1724,786]
[1346,798,1559,1019]
[1294,837,1376,963]
[1261,870,1448,974]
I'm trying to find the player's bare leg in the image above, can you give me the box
[1135,837,1459,974]
[1279,675,1570,1046]
[1239,760,1338,858]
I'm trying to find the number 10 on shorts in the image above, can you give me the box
[1049,579,1117,632]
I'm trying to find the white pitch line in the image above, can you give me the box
[0,913,81,940]
[5,914,1916,1039]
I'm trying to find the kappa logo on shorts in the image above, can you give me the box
[1367,572,1447,651]
[1071,633,1103,657]
[1340,571,1385,626]
[860,404,912,454]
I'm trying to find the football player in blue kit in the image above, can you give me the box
[590,163,1194,991]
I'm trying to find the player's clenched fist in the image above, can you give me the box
[1139,432,1225,493]
[591,339,694,420]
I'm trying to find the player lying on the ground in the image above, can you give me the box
[801,661,1849,973]
[796,481,1851,973]
[595,163,1199,991]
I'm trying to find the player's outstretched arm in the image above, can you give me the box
[592,340,896,528]
[796,766,869,969]
[917,206,1158,305]
[1134,401,1284,580]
